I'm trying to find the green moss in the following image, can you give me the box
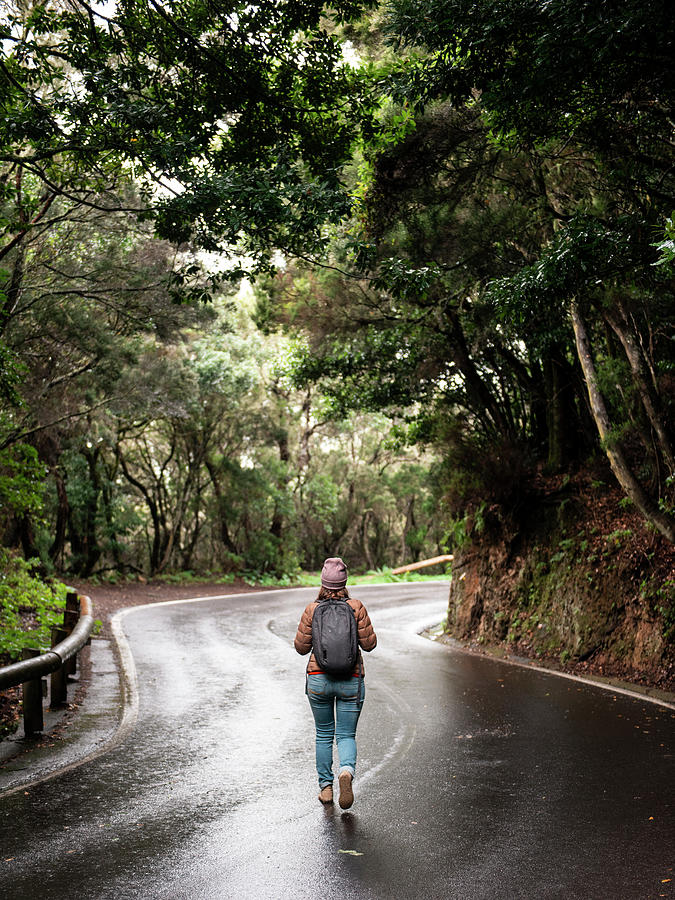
[447,485,673,675]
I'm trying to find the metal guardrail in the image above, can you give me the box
[0,591,94,735]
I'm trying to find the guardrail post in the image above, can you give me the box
[50,627,68,707]
[21,648,44,736]
[64,591,80,676]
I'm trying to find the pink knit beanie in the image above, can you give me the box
[321,557,348,589]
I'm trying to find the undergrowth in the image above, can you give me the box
[0,550,69,663]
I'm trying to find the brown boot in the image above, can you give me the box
[338,770,354,809]
[318,784,333,804]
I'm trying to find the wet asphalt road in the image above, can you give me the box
[0,583,674,899]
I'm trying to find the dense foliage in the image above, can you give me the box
[265,0,675,550]
[0,217,438,577]
[0,0,673,611]
[0,0,375,271]
[0,0,440,580]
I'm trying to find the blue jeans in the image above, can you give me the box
[306,673,365,788]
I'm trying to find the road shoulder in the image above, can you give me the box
[423,625,675,709]
[0,638,123,798]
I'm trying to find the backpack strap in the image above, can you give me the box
[357,654,364,704]
[307,598,327,691]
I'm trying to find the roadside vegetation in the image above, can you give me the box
[0,550,67,665]
[0,0,673,685]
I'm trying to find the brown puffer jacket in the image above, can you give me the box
[294,596,377,675]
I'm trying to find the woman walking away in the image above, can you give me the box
[294,557,377,809]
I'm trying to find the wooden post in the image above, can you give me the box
[50,627,68,707]
[391,554,454,575]
[64,591,79,624]
[21,648,44,736]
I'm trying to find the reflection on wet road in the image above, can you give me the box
[1,584,673,899]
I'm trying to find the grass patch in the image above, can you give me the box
[292,566,451,587]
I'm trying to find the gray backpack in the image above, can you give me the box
[311,598,359,678]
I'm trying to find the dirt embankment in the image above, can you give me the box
[447,472,675,692]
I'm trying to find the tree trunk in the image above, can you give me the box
[399,496,417,562]
[1,245,25,334]
[48,467,70,566]
[604,301,675,474]
[18,512,39,559]
[361,510,375,570]
[445,308,513,438]
[156,474,192,574]
[181,497,203,570]
[527,358,549,454]
[100,456,122,569]
[81,446,102,576]
[270,428,290,541]
[0,167,27,332]
[543,346,584,470]
[571,299,675,543]
[543,354,565,471]
[205,458,237,553]
[117,448,162,573]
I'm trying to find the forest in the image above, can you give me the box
[1,0,673,682]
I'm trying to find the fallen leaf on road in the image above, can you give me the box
[662,878,671,883]
[339,850,364,856]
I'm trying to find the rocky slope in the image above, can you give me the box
[447,471,675,690]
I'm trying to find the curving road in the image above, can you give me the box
[0,583,673,899]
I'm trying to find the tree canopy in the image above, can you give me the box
[263,0,675,543]
[1,0,376,266]
[0,0,673,605]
